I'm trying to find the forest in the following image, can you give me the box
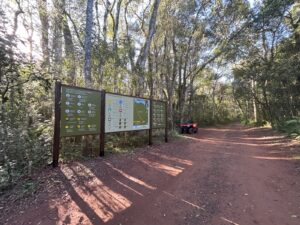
[0,0,299,191]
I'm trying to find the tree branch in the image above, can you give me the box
[64,10,84,49]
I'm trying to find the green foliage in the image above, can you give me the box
[188,74,240,126]
[241,119,268,127]
[58,130,167,159]
[105,132,149,155]
[0,42,53,191]
[278,117,300,139]
[60,136,100,162]
[233,1,300,128]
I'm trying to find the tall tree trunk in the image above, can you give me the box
[112,0,123,92]
[136,0,160,69]
[135,0,161,95]
[251,79,257,122]
[212,82,216,121]
[161,34,177,130]
[97,0,110,88]
[63,20,76,83]
[27,9,34,62]
[84,0,94,87]
[103,0,110,45]
[37,0,50,67]
[95,0,101,40]
[288,14,300,51]
[62,0,76,84]
[148,53,154,98]
[178,66,187,123]
[124,0,135,70]
[113,0,122,52]
[187,81,195,121]
[262,80,275,126]
[52,0,63,78]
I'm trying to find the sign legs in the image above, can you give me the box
[165,101,168,143]
[100,91,105,157]
[149,99,153,146]
[53,82,61,168]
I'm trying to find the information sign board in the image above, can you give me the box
[105,93,150,133]
[152,100,166,128]
[53,82,168,167]
[60,86,101,136]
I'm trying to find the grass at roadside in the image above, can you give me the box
[105,129,181,155]
[278,117,300,141]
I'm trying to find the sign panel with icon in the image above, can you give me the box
[105,93,150,133]
[152,100,166,129]
[60,86,101,136]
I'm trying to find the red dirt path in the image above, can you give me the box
[1,124,300,225]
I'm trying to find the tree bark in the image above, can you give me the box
[135,0,161,95]
[124,0,135,70]
[113,0,122,52]
[251,79,257,122]
[37,0,50,67]
[84,0,94,87]
[103,0,110,45]
[62,0,76,83]
[112,0,123,92]
[52,0,63,78]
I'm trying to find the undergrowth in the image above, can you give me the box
[59,129,173,161]
[278,117,300,140]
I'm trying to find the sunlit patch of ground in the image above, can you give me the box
[104,161,156,190]
[182,130,300,162]
[220,216,240,225]
[252,156,300,161]
[148,151,193,166]
[138,157,184,176]
[51,163,132,224]
[242,136,285,140]
[182,135,285,148]
[111,177,144,196]
[46,149,194,224]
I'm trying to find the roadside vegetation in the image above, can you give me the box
[278,117,300,140]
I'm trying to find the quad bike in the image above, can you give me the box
[178,122,198,134]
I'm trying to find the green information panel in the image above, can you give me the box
[152,100,166,129]
[60,86,101,137]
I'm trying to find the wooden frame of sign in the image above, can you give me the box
[52,82,168,167]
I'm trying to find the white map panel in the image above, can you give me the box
[105,93,150,133]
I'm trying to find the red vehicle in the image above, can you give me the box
[178,122,198,134]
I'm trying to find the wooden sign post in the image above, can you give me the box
[149,99,153,146]
[100,91,105,157]
[53,82,61,168]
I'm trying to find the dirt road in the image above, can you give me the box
[1,124,300,225]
